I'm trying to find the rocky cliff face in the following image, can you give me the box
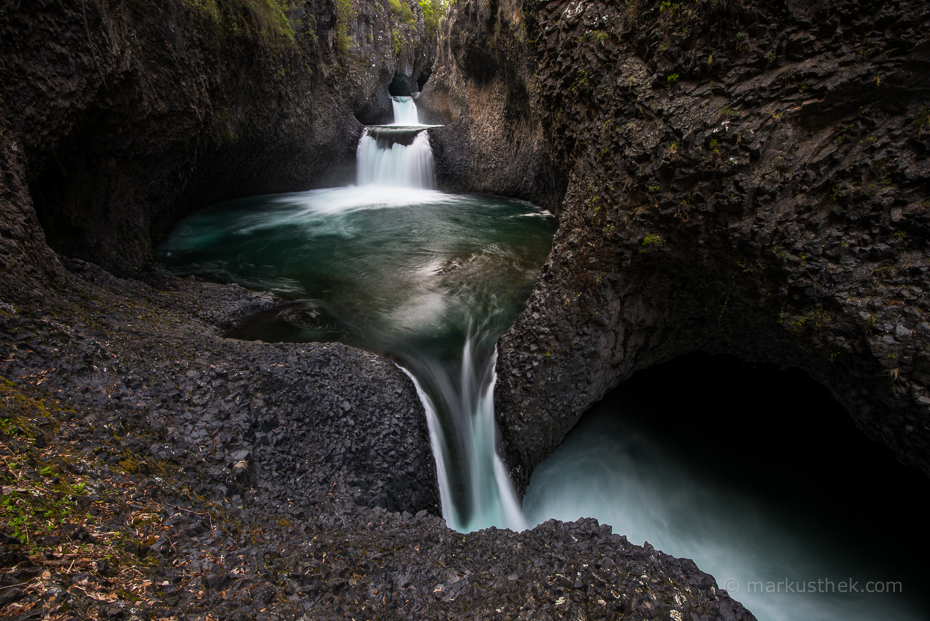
[419,0,567,211]
[489,0,930,490]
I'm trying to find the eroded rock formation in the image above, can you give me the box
[484,0,930,490]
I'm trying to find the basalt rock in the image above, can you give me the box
[422,0,567,212]
[489,0,930,491]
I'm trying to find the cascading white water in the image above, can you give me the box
[356,129,435,189]
[402,329,527,532]
[391,95,420,125]
[354,97,527,532]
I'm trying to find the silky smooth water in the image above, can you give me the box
[523,354,930,621]
[156,185,555,531]
[390,96,420,126]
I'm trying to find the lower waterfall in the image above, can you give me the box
[356,128,435,189]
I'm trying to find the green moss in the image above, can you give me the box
[640,234,666,252]
[389,0,416,28]
[178,0,295,46]
[335,0,353,54]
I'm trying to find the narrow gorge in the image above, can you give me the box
[1,0,928,620]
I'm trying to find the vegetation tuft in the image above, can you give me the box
[389,0,417,28]
[335,0,354,54]
[178,0,296,46]
[418,0,443,39]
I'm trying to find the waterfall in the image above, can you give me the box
[400,326,527,532]
[356,129,436,189]
[391,95,420,125]
[352,98,528,531]
[357,96,435,188]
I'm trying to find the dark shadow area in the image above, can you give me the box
[614,352,930,584]
[388,73,413,97]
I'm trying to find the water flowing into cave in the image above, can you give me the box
[523,353,930,621]
[158,97,545,532]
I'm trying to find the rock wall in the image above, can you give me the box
[492,0,930,491]
[420,0,567,211]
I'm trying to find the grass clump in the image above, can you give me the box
[335,0,354,54]
[389,0,417,27]
[179,0,296,46]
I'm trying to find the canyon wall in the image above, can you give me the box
[482,0,930,491]
[419,0,567,211]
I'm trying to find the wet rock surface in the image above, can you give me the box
[489,0,930,491]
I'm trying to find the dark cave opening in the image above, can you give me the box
[524,352,930,620]
[609,352,930,542]
[388,73,413,97]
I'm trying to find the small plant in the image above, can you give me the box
[647,184,660,192]
[916,106,930,137]
[829,186,845,202]
[764,106,784,121]
[641,234,666,251]
[571,70,591,92]
[667,72,680,85]
[667,140,679,156]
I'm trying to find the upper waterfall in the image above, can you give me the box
[391,95,420,125]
